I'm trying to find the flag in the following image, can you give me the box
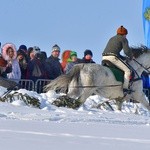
[143,0,150,48]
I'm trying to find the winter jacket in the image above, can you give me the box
[0,54,12,78]
[80,58,95,63]
[6,59,21,80]
[26,57,47,82]
[17,49,29,79]
[0,65,12,78]
[45,55,63,80]
[102,34,133,59]
[2,43,21,80]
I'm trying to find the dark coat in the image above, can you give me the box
[0,66,12,78]
[80,58,95,63]
[45,55,63,80]
[26,57,46,82]
[17,49,29,79]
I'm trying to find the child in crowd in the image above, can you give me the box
[64,51,79,74]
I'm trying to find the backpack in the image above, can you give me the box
[32,64,42,77]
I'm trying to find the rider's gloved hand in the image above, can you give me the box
[120,55,126,60]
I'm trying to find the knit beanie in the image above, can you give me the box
[70,51,77,58]
[117,26,128,35]
[52,44,60,52]
[84,49,93,57]
[19,45,27,52]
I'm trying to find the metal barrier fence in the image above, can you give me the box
[19,79,35,91]
[18,79,51,93]
[35,79,51,93]
[0,78,51,93]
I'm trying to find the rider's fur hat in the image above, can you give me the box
[117,26,128,35]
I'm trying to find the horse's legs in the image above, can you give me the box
[131,81,150,111]
[76,72,96,103]
[77,88,95,103]
[133,91,150,111]
[115,97,125,111]
[139,93,150,110]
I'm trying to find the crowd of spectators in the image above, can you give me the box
[0,42,95,84]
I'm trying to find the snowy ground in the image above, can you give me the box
[0,87,150,150]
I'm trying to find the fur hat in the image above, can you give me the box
[52,44,60,52]
[2,43,17,60]
[84,49,93,57]
[117,26,128,35]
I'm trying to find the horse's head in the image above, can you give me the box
[130,45,150,73]
[131,45,149,58]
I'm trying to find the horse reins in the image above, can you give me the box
[133,58,150,74]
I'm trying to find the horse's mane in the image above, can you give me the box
[130,45,149,58]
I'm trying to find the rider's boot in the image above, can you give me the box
[123,80,133,94]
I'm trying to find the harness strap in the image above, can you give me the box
[131,78,142,82]
[133,58,150,74]
[102,53,118,57]
[71,84,122,88]
[129,77,142,88]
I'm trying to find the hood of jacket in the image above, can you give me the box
[2,43,17,61]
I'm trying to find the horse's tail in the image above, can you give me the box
[44,63,84,93]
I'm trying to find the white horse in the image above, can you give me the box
[45,46,150,111]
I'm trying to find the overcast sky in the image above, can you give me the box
[0,0,143,63]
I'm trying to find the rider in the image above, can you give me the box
[102,25,133,92]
